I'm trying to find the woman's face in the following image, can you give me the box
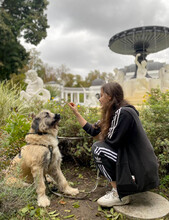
[99,88,111,107]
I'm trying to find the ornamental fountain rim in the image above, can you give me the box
[109,25,169,57]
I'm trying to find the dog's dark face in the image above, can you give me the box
[31,110,60,134]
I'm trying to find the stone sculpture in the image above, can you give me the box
[20,70,51,103]
[114,68,125,86]
[135,53,147,78]
[159,64,169,91]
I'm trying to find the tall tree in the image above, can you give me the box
[0,0,49,80]
[84,70,114,87]
[27,48,44,71]
[84,70,101,87]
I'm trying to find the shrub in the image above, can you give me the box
[0,112,32,171]
[45,85,60,99]
[140,88,169,189]
[0,81,25,125]
[9,73,27,90]
[44,100,100,137]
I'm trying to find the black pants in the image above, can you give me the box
[92,141,117,182]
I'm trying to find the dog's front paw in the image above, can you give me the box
[38,195,50,207]
[70,188,79,196]
[64,187,79,196]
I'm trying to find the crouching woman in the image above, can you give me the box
[68,81,159,207]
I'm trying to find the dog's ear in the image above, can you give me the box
[31,117,40,133]
[29,112,36,119]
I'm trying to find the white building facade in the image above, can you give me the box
[45,79,105,107]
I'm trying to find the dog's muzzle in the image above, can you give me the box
[55,113,60,121]
[51,113,61,126]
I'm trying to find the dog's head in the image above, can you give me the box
[31,110,60,135]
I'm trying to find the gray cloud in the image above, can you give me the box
[28,0,169,77]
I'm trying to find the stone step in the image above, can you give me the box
[114,191,169,220]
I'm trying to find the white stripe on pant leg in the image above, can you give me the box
[101,165,112,182]
[98,164,110,181]
[94,146,117,157]
[98,164,112,182]
[102,154,117,162]
[96,149,117,161]
[94,147,117,161]
[94,150,117,162]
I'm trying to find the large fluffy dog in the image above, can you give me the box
[5,110,79,207]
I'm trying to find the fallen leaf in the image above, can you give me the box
[59,200,67,205]
[72,201,80,208]
[63,214,75,219]
[64,210,71,213]
[48,210,58,215]
[78,174,83,179]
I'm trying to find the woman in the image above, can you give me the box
[68,82,159,207]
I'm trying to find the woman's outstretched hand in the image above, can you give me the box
[67,102,87,127]
[68,102,78,115]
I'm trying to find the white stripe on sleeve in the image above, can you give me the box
[107,108,121,139]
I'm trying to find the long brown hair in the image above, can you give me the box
[100,81,129,139]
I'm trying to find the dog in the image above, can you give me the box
[5,110,79,207]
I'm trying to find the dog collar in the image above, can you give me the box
[26,133,58,140]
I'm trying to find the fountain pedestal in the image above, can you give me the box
[123,78,162,104]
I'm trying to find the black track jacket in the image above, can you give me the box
[83,105,159,198]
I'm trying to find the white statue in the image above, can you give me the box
[159,64,169,91]
[114,68,125,85]
[20,70,51,103]
[135,53,147,78]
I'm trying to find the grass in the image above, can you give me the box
[0,176,36,219]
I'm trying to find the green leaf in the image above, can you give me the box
[110,208,114,214]
[63,214,75,219]
[30,209,36,216]
[38,208,45,216]
[72,201,80,208]
[105,213,112,218]
[98,205,103,212]
[20,206,29,214]
[48,210,58,215]
[78,174,83,179]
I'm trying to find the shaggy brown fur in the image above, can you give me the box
[5,110,79,207]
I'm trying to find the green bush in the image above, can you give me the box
[45,85,60,99]
[9,73,27,90]
[0,112,32,171]
[0,81,25,125]
[140,88,169,189]
[44,100,100,137]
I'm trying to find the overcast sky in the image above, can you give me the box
[23,0,169,78]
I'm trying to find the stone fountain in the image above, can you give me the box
[109,26,169,104]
